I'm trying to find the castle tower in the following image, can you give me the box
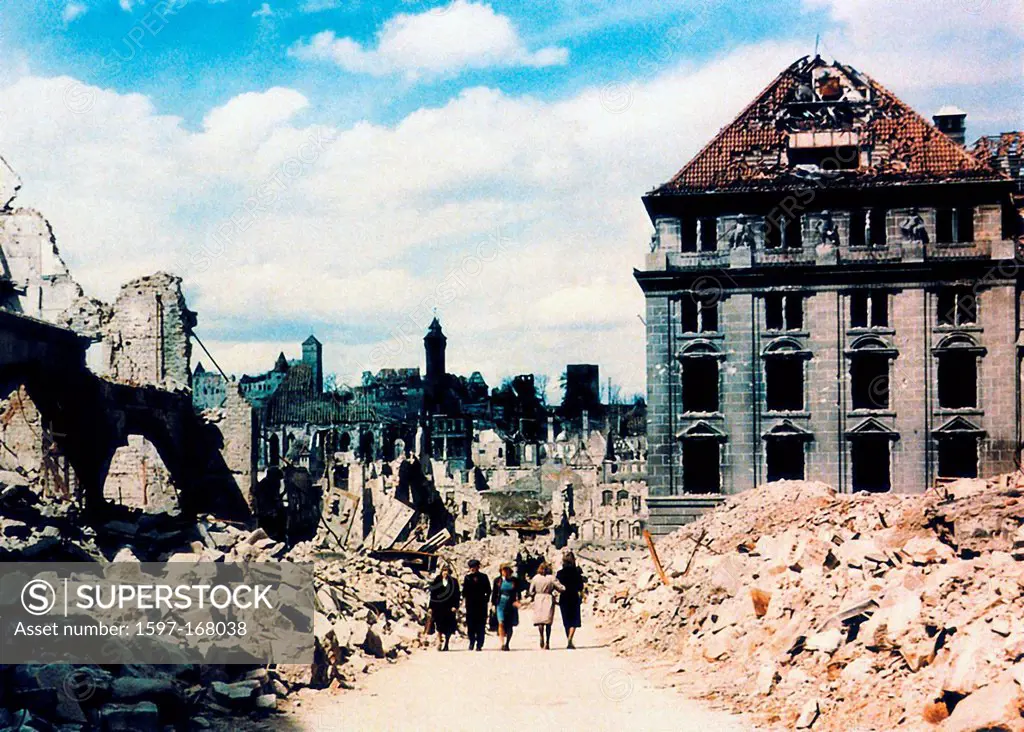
[302,335,323,393]
[424,318,447,414]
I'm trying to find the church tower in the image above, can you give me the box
[424,318,447,414]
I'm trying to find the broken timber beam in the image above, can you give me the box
[642,529,670,586]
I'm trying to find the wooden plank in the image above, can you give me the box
[642,529,670,586]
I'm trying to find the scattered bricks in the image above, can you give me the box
[750,587,771,618]
[943,681,1024,732]
[795,699,820,729]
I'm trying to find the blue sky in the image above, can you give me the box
[0,0,1020,396]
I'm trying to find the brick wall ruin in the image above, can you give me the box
[104,272,196,392]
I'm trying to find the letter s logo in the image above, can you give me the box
[22,579,57,616]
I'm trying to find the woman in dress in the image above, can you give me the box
[491,563,521,651]
[556,551,586,650]
[428,564,460,651]
[528,562,565,650]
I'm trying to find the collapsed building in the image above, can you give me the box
[637,55,1024,535]
[0,154,256,524]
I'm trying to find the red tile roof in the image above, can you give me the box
[652,56,1009,195]
[971,132,1024,181]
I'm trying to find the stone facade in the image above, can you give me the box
[636,56,1024,535]
[104,272,196,391]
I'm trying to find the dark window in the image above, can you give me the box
[788,145,859,169]
[784,214,802,249]
[765,215,782,249]
[850,353,890,409]
[785,295,804,329]
[766,440,805,482]
[868,208,888,247]
[681,357,719,413]
[851,438,891,493]
[765,294,784,330]
[849,209,867,247]
[601,490,613,506]
[765,358,803,411]
[937,352,977,408]
[681,216,698,252]
[682,439,720,494]
[850,292,888,328]
[682,295,718,333]
[616,490,628,505]
[699,218,718,251]
[765,294,802,330]
[936,207,975,243]
[871,292,889,327]
[937,436,979,478]
[937,288,976,326]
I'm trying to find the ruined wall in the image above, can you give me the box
[103,434,178,513]
[201,386,258,509]
[104,272,196,391]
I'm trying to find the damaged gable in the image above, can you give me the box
[652,55,1006,195]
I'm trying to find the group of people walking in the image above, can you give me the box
[426,551,586,652]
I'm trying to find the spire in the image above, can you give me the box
[194,361,206,375]
[274,352,289,372]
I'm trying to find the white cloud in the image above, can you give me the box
[289,0,568,79]
[62,2,88,23]
[119,0,135,11]
[804,0,1024,90]
[298,0,343,12]
[252,2,274,18]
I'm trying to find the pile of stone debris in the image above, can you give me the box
[0,474,443,731]
[595,474,1024,731]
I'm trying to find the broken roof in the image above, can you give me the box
[971,132,1024,182]
[650,56,1008,196]
[266,363,380,426]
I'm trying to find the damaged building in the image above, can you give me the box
[637,55,1024,534]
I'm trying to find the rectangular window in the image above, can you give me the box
[937,289,976,326]
[937,436,979,478]
[766,440,805,482]
[851,439,891,493]
[699,218,718,251]
[936,207,976,243]
[849,209,867,247]
[680,297,717,333]
[850,291,889,328]
[788,146,860,169]
[682,440,720,494]
[868,208,887,247]
[765,294,802,330]
[681,357,719,413]
[850,354,889,409]
[765,359,804,411]
[681,216,698,252]
[784,215,803,249]
[937,352,977,408]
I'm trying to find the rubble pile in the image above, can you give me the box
[595,475,1024,731]
[0,470,100,561]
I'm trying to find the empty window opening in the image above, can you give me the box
[937,352,977,408]
[765,294,803,330]
[681,296,718,333]
[850,291,888,328]
[937,436,979,478]
[937,288,976,326]
[765,213,803,249]
[682,357,719,413]
[868,208,888,247]
[788,145,860,170]
[850,353,890,410]
[681,216,698,252]
[765,358,804,412]
[849,209,867,247]
[766,439,805,482]
[851,438,891,493]
[936,207,974,243]
[616,489,629,505]
[682,439,721,494]
[699,218,718,251]
[601,490,613,507]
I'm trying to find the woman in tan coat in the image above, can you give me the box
[528,562,565,650]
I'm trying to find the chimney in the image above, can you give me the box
[933,106,967,146]
[547,416,554,444]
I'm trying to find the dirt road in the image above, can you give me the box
[272,622,752,732]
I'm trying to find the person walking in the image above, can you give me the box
[491,563,521,651]
[428,564,460,651]
[528,562,565,650]
[462,558,490,651]
[556,551,586,649]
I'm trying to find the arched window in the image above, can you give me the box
[601,489,613,506]
[846,336,897,410]
[762,338,811,412]
[933,334,985,409]
[679,340,724,414]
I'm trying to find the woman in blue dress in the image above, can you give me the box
[490,563,521,651]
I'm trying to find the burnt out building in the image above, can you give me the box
[636,56,1024,535]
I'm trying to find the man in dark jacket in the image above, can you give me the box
[462,559,490,651]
